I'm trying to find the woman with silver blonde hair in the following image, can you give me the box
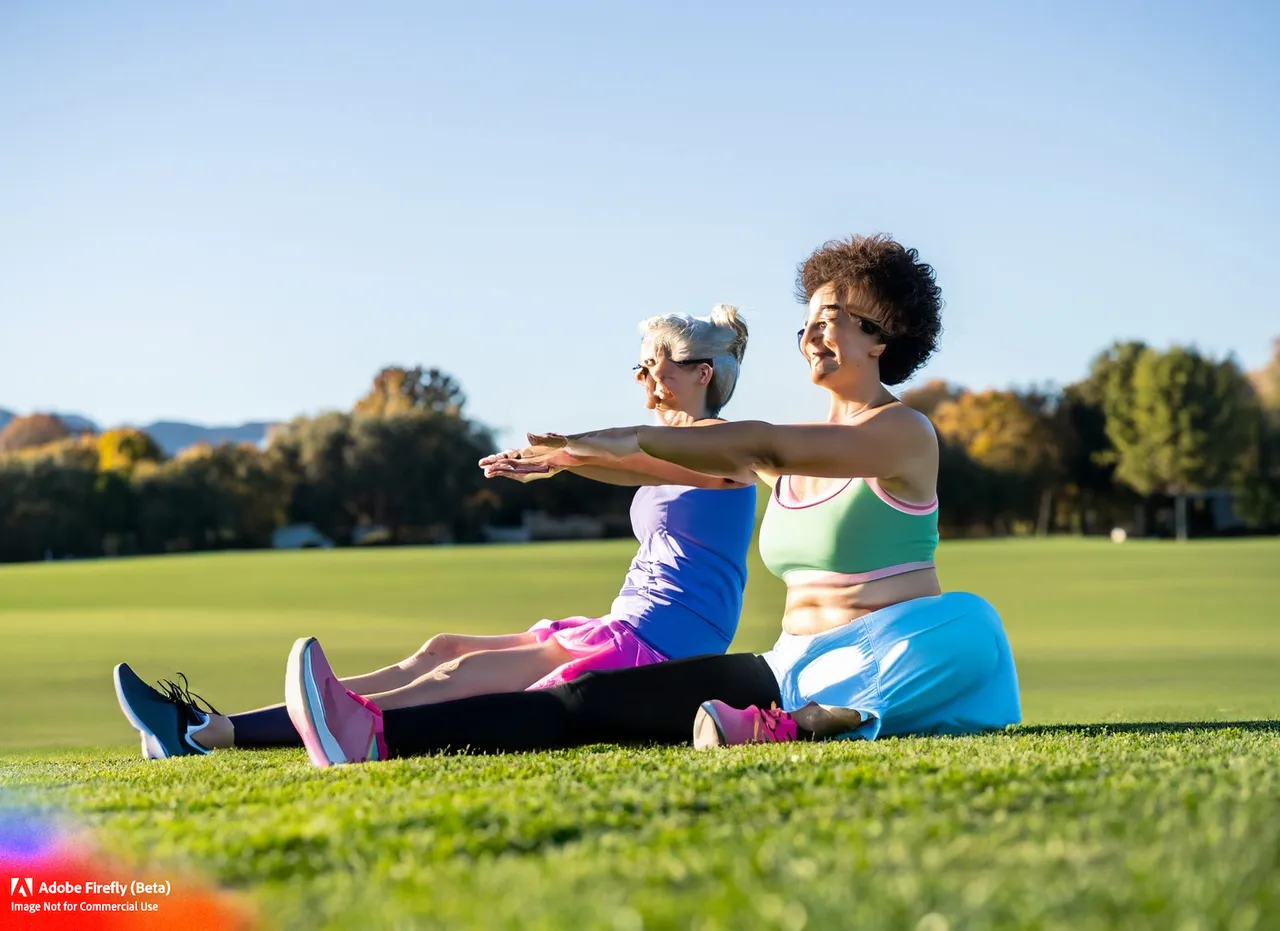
[112,307,759,760]
[636,304,749,417]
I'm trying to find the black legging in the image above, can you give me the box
[228,653,787,755]
[382,652,785,757]
[230,705,301,748]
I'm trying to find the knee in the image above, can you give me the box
[410,633,463,665]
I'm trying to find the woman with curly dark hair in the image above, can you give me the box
[281,235,1022,765]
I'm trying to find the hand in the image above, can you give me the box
[478,427,641,475]
[482,461,560,482]
[479,440,577,469]
[478,440,581,482]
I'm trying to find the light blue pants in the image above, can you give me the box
[761,592,1021,740]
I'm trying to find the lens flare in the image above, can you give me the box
[1,806,255,930]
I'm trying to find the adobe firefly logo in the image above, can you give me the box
[10,877,34,897]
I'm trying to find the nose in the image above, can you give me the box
[649,358,681,384]
[797,320,822,353]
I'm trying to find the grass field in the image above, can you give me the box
[1,538,1279,929]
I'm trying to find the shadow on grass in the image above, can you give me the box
[1012,720,1280,737]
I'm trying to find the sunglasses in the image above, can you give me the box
[796,313,883,350]
[633,358,714,378]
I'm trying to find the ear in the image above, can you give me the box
[700,364,713,385]
[869,343,887,359]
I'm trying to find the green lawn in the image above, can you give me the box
[1,538,1279,929]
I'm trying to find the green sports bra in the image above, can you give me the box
[757,475,939,583]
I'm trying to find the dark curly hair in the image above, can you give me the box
[795,234,943,385]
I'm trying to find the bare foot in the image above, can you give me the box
[792,702,862,738]
[192,713,235,750]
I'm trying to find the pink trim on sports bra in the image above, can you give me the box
[774,476,937,515]
[781,562,937,587]
[864,477,938,515]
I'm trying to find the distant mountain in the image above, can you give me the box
[0,410,98,435]
[0,409,274,456]
[139,421,275,456]
[58,413,100,434]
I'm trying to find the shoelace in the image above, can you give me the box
[753,703,792,741]
[156,673,221,720]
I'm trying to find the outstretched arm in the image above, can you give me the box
[558,406,935,481]
[562,464,739,488]
[480,419,752,489]
[567,456,748,488]
[481,450,747,488]
[636,412,935,480]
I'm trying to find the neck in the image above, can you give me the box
[826,381,892,423]
[656,405,709,426]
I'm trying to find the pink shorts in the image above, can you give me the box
[525,615,667,690]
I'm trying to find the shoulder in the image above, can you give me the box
[865,401,936,439]
[831,402,937,455]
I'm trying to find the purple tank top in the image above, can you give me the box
[609,483,757,658]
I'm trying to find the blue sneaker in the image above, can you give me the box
[113,664,218,759]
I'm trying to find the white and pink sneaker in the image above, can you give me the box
[285,637,387,767]
[693,700,798,749]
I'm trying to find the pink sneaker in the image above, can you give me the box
[285,637,387,767]
[693,700,798,749]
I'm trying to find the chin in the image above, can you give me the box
[810,366,837,383]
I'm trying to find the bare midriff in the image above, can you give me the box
[780,566,942,636]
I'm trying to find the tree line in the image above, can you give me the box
[907,339,1279,539]
[0,367,637,563]
[1,340,1277,563]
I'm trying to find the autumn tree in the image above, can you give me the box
[5,436,97,467]
[0,414,71,454]
[354,366,467,418]
[931,389,1061,534]
[901,379,962,419]
[1249,337,1280,412]
[932,389,1057,474]
[97,428,164,473]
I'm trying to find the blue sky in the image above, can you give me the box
[2,1,1277,442]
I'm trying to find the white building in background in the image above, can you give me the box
[272,524,335,550]
[482,511,606,543]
